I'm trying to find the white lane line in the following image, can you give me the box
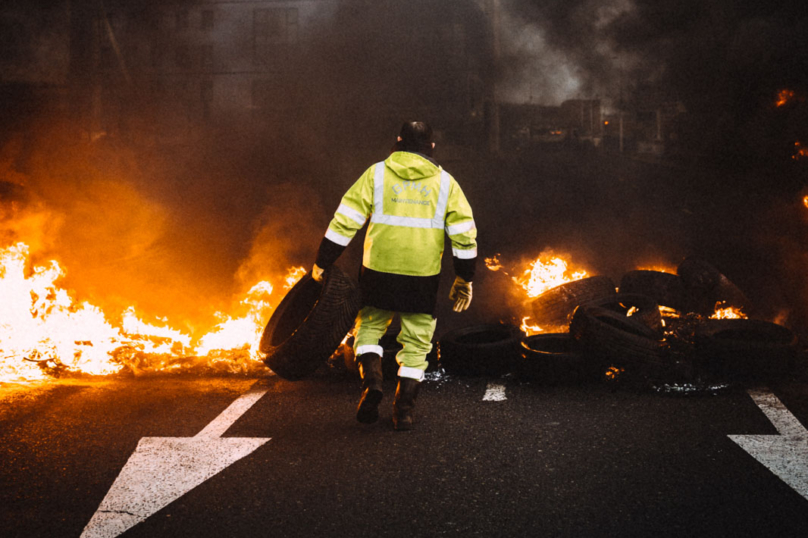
[80,389,270,538]
[483,383,507,401]
[746,389,808,437]
[729,389,808,502]
[196,388,267,438]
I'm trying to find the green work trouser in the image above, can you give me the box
[353,305,437,381]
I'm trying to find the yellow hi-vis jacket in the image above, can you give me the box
[325,152,477,277]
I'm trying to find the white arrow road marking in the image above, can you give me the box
[729,389,808,502]
[483,383,507,401]
[80,388,270,538]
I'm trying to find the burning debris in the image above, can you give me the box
[483,252,801,390]
[0,242,306,382]
[486,251,591,335]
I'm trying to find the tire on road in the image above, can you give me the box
[677,257,721,294]
[439,324,522,376]
[569,305,666,371]
[531,276,617,330]
[260,266,361,380]
[582,293,664,332]
[694,319,798,380]
[517,333,596,384]
[711,274,750,312]
[676,258,750,315]
[619,270,687,312]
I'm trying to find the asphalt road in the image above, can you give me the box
[2,369,808,538]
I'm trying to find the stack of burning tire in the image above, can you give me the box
[439,258,801,389]
[260,266,361,380]
[257,260,800,390]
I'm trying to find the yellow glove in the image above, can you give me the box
[449,276,473,312]
[311,264,325,283]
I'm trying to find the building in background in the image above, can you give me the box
[29,0,491,149]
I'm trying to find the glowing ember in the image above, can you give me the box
[659,306,680,318]
[514,255,588,298]
[520,316,543,336]
[637,265,676,274]
[711,303,747,320]
[803,195,808,209]
[776,89,796,107]
[793,141,807,161]
[485,254,503,271]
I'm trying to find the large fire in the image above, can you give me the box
[0,243,305,383]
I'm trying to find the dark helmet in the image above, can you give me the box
[393,121,434,156]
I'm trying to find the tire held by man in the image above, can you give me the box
[260,266,361,380]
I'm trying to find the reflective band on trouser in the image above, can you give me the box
[452,247,477,259]
[325,228,352,246]
[446,220,476,236]
[354,306,395,357]
[398,366,425,382]
[336,203,367,226]
[371,162,451,229]
[356,345,383,357]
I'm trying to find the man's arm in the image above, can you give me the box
[445,179,477,310]
[311,165,376,280]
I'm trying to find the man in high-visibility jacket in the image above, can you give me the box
[311,121,477,430]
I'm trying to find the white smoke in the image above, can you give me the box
[496,0,637,106]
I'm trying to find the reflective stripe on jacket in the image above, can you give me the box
[325,151,477,277]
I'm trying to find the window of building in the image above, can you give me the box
[253,8,298,66]
[202,10,214,31]
[175,44,191,68]
[150,44,163,69]
[201,80,214,104]
[201,43,214,71]
[176,9,189,30]
[252,78,284,110]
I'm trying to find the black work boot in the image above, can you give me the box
[356,353,383,424]
[392,377,421,431]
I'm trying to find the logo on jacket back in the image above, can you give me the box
[391,181,432,206]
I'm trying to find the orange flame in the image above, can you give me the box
[636,264,676,274]
[793,141,807,161]
[710,303,747,320]
[485,254,503,271]
[284,266,308,289]
[776,89,796,107]
[0,242,306,382]
[514,255,588,298]
[520,316,543,336]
